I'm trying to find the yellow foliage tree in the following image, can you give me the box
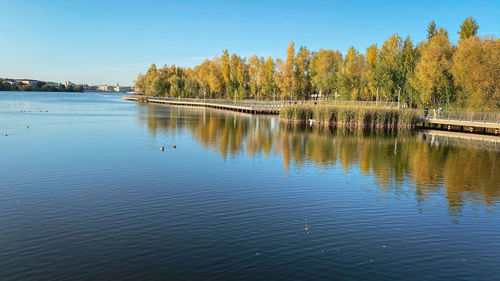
[411,29,454,106]
[452,36,500,110]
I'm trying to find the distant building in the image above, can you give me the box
[98,85,113,91]
[17,79,40,87]
[46,81,60,87]
[113,83,134,92]
[1,78,86,89]
[3,79,17,85]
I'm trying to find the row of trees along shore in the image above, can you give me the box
[135,17,500,111]
[0,80,83,92]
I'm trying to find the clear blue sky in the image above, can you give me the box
[1,0,498,86]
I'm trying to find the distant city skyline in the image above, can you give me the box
[1,0,499,86]
[0,77,132,87]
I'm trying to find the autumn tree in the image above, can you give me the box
[133,17,496,110]
[284,41,296,100]
[209,57,224,97]
[134,74,147,94]
[275,58,287,100]
[411,28,455,106]
[248,55,262,99]
[198,59,212,98]
[144,63,159,96]
[452,36,500,110]
[262,56,276,99]
[310,49,342,100]
[340,46,366,100]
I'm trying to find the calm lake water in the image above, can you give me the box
[1,91,499,280]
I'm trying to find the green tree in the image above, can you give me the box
[229,53,240,98]
[458,17,479,40]
[221,49,230,98]
[427,21,438,41]
[168,75,181,97]
[75,85,84,92]
[295,46,312,100]
[184,77,200,98]
[150,76,166,96]
[364,44,378,100]
[399,36,420,106]
[374,33,403,102]
[236,58,249,99]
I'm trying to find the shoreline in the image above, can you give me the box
[123,95,500,136]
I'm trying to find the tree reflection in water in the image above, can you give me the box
[137,104,500,216]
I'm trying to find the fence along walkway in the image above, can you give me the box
[122,95,399,113]
[122,95,281,114]
[423,110,500,131]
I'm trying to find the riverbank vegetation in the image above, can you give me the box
[135,17,499,111]
[0,80,83,92]
[280,105,420,128]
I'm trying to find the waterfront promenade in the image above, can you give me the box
[123,95,500,134]
[423,110,500,133]
[122,95,281,114]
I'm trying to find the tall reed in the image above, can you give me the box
[137,96,149,103]
[279,104,420,128]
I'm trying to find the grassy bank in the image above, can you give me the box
[279,105,421,128]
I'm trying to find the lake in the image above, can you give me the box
[1,91,499,280]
